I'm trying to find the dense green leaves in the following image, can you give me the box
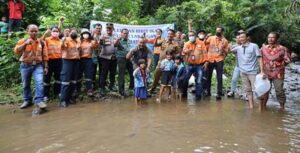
[152,0,300,50]
[0,36,21,87]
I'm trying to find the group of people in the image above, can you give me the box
[13,18,291,113]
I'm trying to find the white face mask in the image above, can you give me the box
[189,36,196,42]
[83,34,89,39]
[198,34,205,39]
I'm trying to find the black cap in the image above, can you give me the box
[106,23,114,29]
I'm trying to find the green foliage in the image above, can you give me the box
[0,35,22,88]
[152,0,300,51]
[92,0,142,24]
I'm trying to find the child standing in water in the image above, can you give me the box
[133,59,150,104]
[157,51,176,102]
[172,55,186,99]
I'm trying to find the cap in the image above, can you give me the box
[106,23,114,29]
[81,28,90,34]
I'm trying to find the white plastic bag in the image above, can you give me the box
[255,74,271,98]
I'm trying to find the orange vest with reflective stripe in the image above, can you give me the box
[183,40,207,64]
[45,37,62,59]
[206,36,229,62]
[14,38,48,64]
[62,37,80,59]
[80,40,94,58]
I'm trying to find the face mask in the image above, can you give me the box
[189,36,196,42]
[198,34,205,40]
[83,34,89,39]
[51,32,59,38]
[70,33,77,39]
[216,32,222,37]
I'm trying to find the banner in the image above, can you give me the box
[90,20,175,49]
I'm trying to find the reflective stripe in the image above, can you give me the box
[70,80,77,84]
[48,50,61,55]
[48,44,61,50]
[43,82,50,86]
[62,48,80,59]
[61,81,70,85]
[54,80,61,84]
[84,78,93,82]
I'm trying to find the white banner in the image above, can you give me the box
[90,20,175,49]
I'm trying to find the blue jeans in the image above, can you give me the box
[20,63,44,104]
[60,59,80,103]
[230,66,240,92]
[79,58,95,91]
[183,64,204,98]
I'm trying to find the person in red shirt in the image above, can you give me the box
[7,0,25,32]
[260,32,291,111]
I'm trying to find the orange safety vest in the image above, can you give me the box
[62,37,80,59]
[147,38,164,55]
[80,40,95,58]
[14,38,48,64]
[45,36,62,59]
[183,39,207,64]
[206,36,229,62]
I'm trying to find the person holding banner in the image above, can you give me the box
[99,23,117,96]
[148,29,180,94]
[145,29,164,70]
[115,28,134,97]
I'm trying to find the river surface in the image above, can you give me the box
[0,65,299,153]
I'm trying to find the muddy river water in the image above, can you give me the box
[0,65,300,153]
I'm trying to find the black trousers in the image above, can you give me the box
[99,58,117,89]
[206,60,224,95]
[117,58,134,94]
[44,59,62,98]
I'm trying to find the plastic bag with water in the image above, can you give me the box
[255,74,271,98]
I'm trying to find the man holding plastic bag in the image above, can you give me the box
[259,32,291,111]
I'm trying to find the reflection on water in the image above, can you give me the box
[0,96,299,153]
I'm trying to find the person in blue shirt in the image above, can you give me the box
[172,55,186,94]
[0,17,8,34]
[133,59,151,105]
[157,50,175,103]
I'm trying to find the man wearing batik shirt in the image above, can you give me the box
[260,32,291,111]
[148,29,180,93]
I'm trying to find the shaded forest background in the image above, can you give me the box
[0,0,299,49]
